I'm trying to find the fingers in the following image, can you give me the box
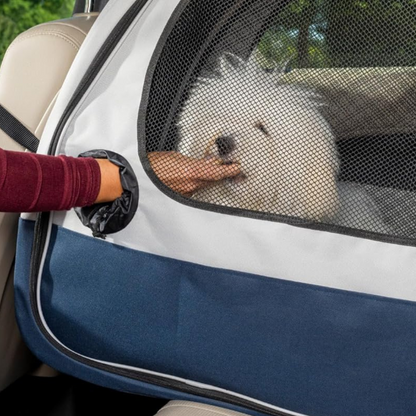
[148,151,242,196]
[190,157,241,181]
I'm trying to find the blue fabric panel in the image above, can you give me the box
[14,219,265,416]
[15,219,416,416]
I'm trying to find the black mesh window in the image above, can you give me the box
[140,0,416,243]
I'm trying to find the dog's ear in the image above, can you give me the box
[218,52,245,75]
[246,50,283,76]
[273,58,292,75]
[246,50,259,70]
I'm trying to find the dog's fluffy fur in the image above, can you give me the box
[177,54,339,220]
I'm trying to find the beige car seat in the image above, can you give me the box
[155,401,249,416]
[0,11,99,392]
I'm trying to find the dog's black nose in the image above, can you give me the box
[215,135,235,156]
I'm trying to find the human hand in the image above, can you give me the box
[94,158,124,203]
[148,151,241,196]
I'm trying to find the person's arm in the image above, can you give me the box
[0,149,122,213]
[0,149,240,213]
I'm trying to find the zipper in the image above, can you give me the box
[29,1,293,415]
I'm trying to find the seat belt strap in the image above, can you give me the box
[0,105,39,153]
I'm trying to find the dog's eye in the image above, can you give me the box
[255,122,269,136]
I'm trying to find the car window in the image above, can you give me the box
[0,0,75,65]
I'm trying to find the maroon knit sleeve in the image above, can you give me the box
[0,149,101,213]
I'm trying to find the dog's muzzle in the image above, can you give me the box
[204,134,235,161]
[215,135,235,158]
[204,134,246,183]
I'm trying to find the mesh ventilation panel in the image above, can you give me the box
[142,0,416,242]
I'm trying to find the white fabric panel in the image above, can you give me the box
[37,0,416,303]
[37,0,137,154]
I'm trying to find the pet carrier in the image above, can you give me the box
[13,1,416,415]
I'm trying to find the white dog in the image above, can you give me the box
[177,53,339,221]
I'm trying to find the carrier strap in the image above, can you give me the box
[0,105,39,153]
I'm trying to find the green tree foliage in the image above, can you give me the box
[0,0,74,64]
[257,0,416,69]
[257,0,328,69]
[325,0,416,67]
